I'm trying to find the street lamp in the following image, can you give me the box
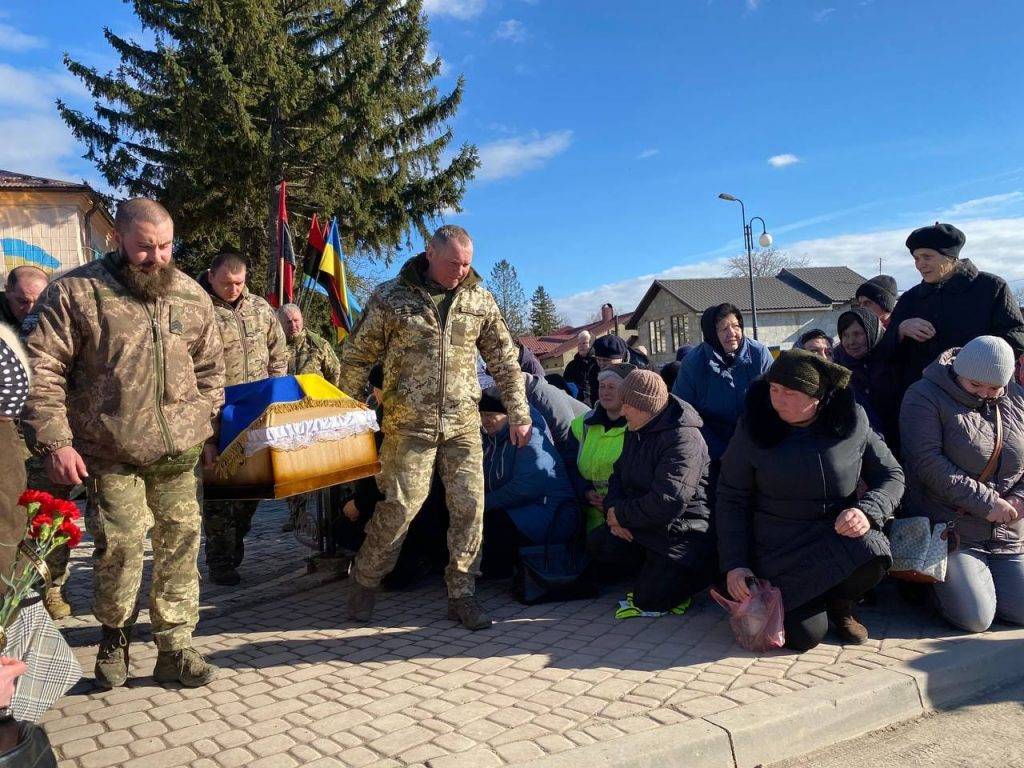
[717,193,773,341]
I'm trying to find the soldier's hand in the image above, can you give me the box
[202,443,219,471]
[509,423,533,448]
[46,446,88,485]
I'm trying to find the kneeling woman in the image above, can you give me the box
[589,370,716,613]
[900,336,1024,632]
[717,350,904,651]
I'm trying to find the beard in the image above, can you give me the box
[114,250,178,301]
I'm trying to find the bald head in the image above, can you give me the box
[6,266,49,322]
[425,224,473,290]
[115,198,172,235]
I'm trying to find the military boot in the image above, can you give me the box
[42,587,71,620]
[95,625,132,689]
[827,598,869,645]
[153,647,218,688]
[447,596,492,631]
[346,582,377,622]
[208,563,241,586]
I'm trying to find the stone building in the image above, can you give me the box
[0,169,114,280]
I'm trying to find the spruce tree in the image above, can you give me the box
[58,0,478,292]
[529,285,560,336]
[488,259,527,338]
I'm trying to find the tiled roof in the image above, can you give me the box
[0,169,88,190]
[628,267,867,329]
[518,312,636,361]
[779,267,867,303]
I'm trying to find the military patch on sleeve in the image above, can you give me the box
[169,304,184,335]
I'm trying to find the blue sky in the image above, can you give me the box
[3,0,1024,322]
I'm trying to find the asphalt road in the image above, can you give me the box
[770,678,1024,768]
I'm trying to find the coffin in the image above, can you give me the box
[203,374,380,500]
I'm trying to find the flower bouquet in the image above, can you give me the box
[0,491,83,650]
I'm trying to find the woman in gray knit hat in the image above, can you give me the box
[899,336,1024,632]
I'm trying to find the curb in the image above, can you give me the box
[513,626,1024,768]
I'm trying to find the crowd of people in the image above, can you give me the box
[0,200,1020,760]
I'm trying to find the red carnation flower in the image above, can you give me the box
[18,490,53,510]
[58,519,83,549]
[29,513,55,540]
[50,499,81,521]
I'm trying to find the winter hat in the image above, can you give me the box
[855,275,898,313]
[620,369,669,415]
[368,364,384,390]
[478,391,507,413]
[952,336,1015,388]
[597,362,636,383]
[765,348,851,400]
[659,360,682,391]
[675,344,696,361]
[591,334,629,359]
[906,222,966,260]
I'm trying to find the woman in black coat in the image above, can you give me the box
[717,350,905,651]
[834,307,900,447]
[590,370,716,613]
[877,222,1024,401]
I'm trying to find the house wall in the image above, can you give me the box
[0,190,114,281]
[631,290,699,367]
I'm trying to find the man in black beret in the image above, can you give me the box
[586,334,629,406]
[876,222,1024,403]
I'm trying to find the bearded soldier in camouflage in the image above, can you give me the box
[22,198,225,689]
[338,225,531,630]
[277,303,342,532]
[199,253,288,584]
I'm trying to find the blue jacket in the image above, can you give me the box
[671,337,773,460]
[483,408,580,545]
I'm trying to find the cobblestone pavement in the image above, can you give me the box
[44,502,973,768]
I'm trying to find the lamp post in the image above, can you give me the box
[717,193,773,341]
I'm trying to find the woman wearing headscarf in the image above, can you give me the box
[567,363,633,531]
[671,303,773,468]
[796,329,833,361]
[900,336,1024,632]
[590,370,714,614]
[717,350,904,651]
[878,222,1024,401]
[834,307,899,446]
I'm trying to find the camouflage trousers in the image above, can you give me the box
[351,430,483,598]
[25,454,74,588]
[84,446,203,651]
[201,500,259,570]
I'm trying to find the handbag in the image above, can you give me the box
[513,498,596,605]
[890,401,1004,584]
[0,720,58,768]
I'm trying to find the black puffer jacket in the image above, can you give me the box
[877,259,1024,399]
[716,380,904,610]
[604,395,714,566]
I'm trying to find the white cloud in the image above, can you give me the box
[422,0,485,19]
[476,130,572,181]
[637,148,660,160]
[941,191,1024,217]
[747,0,762,9]
[495,19,527,43]
[554,216,1024,324]
[814,8,836,22]
[0,22,45,51]
[0,115,79,180]
[768,153,801,168]
[0,64,87,110]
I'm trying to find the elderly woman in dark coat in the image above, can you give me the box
[590,370,715,614]
[717,350,905,651]
[878,222,1024,401]
[900,336,1024,632]
[834,307,899,446]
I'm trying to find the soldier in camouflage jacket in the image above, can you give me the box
[199,255,288,584]
[23,199,224,689]
[338,225,530,630]
[278,303,342,386]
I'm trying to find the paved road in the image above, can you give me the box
[771,678,1024,768]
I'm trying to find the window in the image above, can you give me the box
[648,318,667,354]
[670,315,689,349]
